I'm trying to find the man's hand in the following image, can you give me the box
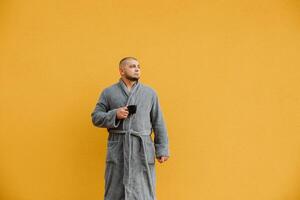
[156,156,169,163]
[116,106,129,120]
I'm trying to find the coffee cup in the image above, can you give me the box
[127,105,137,115]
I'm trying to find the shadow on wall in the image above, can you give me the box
[0,2,12,200]
[281,3,300,200]
[289,0,300,25]
[0,0,10,28]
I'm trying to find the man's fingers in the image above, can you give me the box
[157,156,168,163]
[157,157,163,163]
[120,108,128,113]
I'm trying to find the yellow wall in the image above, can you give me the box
[1,0,300,199]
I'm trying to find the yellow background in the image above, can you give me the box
[1,0,300,199]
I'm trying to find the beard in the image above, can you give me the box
[125,74,139,82]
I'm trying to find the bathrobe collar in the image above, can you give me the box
[118,77,140,97]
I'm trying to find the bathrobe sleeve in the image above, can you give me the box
[150,91,170,158]
[91,89,121,129]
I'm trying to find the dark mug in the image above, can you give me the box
[127,105,137,115]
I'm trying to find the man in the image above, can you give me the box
[91,56,170,200]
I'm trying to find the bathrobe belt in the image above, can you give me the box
[108,128,155,199]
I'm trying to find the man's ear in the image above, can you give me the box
[119,66,126,75]
[119,68,124,75]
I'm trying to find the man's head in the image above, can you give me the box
[119,57,141,82]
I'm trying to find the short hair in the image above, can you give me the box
[119,56,138,68]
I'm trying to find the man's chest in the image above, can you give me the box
[106,89,153,111]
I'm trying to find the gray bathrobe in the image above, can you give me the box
[91,78,170,200]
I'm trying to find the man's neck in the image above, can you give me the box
[121,77,136,91]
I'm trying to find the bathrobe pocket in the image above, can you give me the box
[144,140,155,164]
[106,140,121,163]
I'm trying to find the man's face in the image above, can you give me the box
[120,59,141,81]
